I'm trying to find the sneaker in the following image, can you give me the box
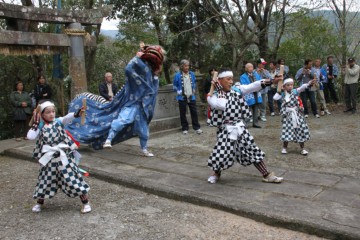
[249,118,253,123]
[320,111,325,116]
[281,148,287,154]
[32,204,42,213]
[315,114,320,118]
[270,112,275,116]
[301,149,308,156]
[260,116,267,122]
[103,140,112,149]
[81,203,92,214]
[207,175,219,184]
[325,110,331,115]
[304,115,309,118]
[182,130,188,135]
[142,149,154,157]
[262,172,283,183]
[195,129,203,134]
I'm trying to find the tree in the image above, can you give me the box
[326,0,360,66]
[277,13,338,76]
[107,0,172,83]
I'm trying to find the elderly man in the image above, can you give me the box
[255,58,272,121]
[173,59,202,135]
[240,63,263,128]
[343,58,360,114]
[99,72,119,101]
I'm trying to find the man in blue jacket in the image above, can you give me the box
[173,59,202,135]
[240,63,263,128]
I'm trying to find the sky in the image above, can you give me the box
[101,18,119,30]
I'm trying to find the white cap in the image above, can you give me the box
[40,101,55,112]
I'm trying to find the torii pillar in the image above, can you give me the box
[67,22,87,98]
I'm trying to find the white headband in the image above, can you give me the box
[283,78,294,85]
[40,101,55,112]
[218,71,233,78]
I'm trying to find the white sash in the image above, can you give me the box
[226,121,246,140]
[39,142,76,166]
[286,107,300,128]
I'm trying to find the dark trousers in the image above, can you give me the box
[14,116,30,138]
[323,80,339,104]
[300,90,318,115]
[178,100,201,131]
[267,88,281,113]
[344,83,358,110]
[250,104,259,125]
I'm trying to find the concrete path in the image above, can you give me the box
[2,128,359,240]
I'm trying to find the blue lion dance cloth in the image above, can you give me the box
[66,56,159,150]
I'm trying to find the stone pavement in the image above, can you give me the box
[1,124,360,240]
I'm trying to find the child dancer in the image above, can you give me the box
[27,101,91,213]
[273,78,315,155]
[207,69,283,184]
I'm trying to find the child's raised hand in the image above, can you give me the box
[263,79,271,86]
[309,79,316,86]
[212,71,218,82]
[33,109,40,123]
[74,106,86,118]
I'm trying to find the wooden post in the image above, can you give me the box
[67,22,87,98]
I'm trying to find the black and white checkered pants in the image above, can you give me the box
[208,127,265,172]
[33,156,90,199]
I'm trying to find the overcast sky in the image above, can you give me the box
[101,18,119,30]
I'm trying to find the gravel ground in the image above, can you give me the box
[142,104,360,177]
[0,156,325,240]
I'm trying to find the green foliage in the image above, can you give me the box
[277,14,339,76]
[0,55,37,139]
[118,21,158,44]
[88,38,139,94]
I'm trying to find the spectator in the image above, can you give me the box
[173,59,202,135]
[295,59,319,118]
[321,56,339,104]
[10,80,32,141]
[99,72,118,101]
[342,58,360,114]
[276,58,290,79]
[268,61,282,116]
[34,75,52,105]
[203,67,217,98]
[255,58,271,122]
[311,58,331,115]
[240,63,263,128]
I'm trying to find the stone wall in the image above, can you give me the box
[150,74,207,132]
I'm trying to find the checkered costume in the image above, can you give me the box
[208,89,265,172]
[280,90,310,142]
[32,120,90,199]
